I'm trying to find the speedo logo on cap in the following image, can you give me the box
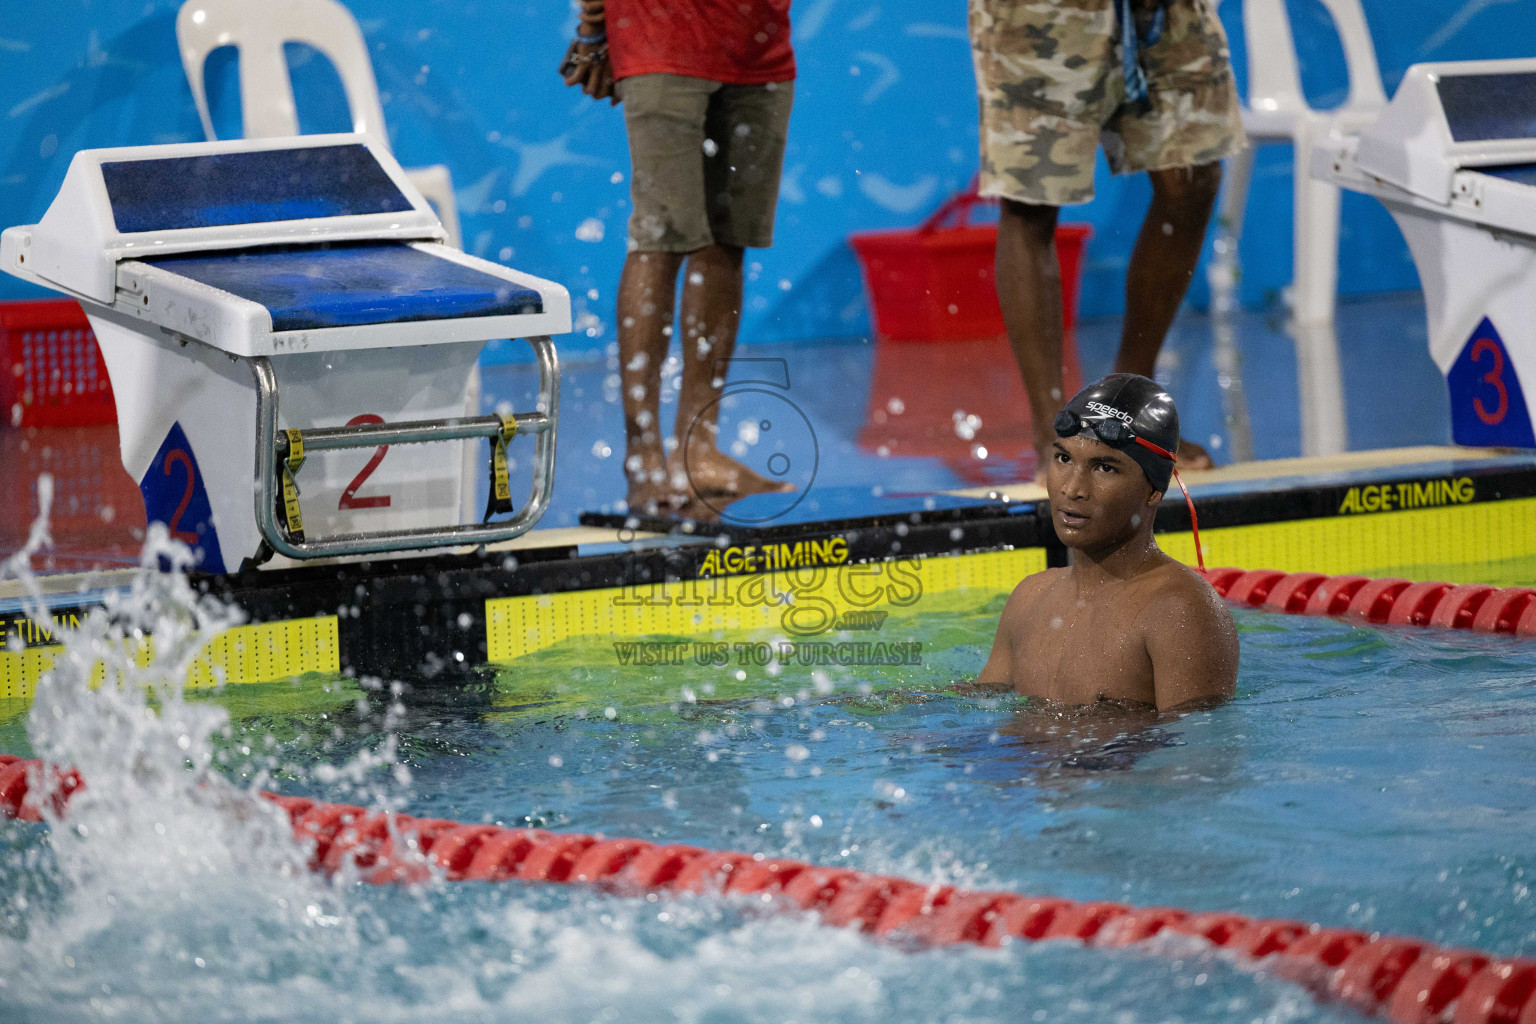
[1084,401,1133,425]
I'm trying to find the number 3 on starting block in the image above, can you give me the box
[1447,318,1536,448]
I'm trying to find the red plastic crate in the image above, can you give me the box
[0,420,146,562]
[855,330,1084,472]
[0,300,116,428]
[850,190,1091,343]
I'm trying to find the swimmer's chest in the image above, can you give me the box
[1013,583,1157,705]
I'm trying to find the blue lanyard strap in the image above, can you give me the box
[1117,0,1165,111]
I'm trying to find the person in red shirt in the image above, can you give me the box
[563,0,797,516]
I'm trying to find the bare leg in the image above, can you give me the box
[1117,162,1224,468]
[617,249,685,513]
[996,199,1065,482]
[669,243,793,500]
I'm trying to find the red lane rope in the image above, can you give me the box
[1197,568,1536,635]
[1,754,1531,1024]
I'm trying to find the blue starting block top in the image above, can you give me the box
[1486,163,1536,189]
[102,144,413,233]
[1437,71,1536,144]
[145,243,544,332]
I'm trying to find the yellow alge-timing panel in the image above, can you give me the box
[485,548,1045,662]
[1158,495,1536,581]
[0,616,340,704]
[484,494,1536,664]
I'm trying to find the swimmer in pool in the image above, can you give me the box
[978,374,1237,711]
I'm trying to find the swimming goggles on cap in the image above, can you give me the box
[1052,408,1174,461]
[1050,408,1206,570]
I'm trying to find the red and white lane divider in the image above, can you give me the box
[2,753,1532,1023]
[1198,569,1536,635]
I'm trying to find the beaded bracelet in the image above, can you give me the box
[575,30,607,45]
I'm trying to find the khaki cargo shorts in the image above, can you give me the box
[969,0,1245,206]
[616,74,794,252]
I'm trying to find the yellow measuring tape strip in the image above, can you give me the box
[485,548,1043,663]
[1,616,341,712]
[486,413,518,519]
[280,428,306,541]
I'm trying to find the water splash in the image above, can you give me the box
[26,524,243,802]
[0,492,383,1018]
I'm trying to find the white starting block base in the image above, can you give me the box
[2,134,571,570]
[89,306,489,571]
[1393,211,1536,446]
[1318,58,1536,449]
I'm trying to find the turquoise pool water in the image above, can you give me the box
[1,577,1533,1022]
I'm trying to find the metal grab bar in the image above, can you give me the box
[250,334,560,561]
[274,411,551,456]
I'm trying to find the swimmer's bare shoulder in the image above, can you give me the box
[974,567,1068,690]
[1134,560,1239,712]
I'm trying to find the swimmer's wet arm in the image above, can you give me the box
[976,618,1013,686]
[1141,584,1239,712]
[976,576,1043,687]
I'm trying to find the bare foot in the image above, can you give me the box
[1176,438,1215,471]
[625,485,689,518]
[625,461,690,517]
[672,445,795,502]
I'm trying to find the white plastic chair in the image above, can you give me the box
[1210,0,1386,327]
[1209,0,1384,456]
[175,0,463,248]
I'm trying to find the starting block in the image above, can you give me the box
[1316,58,1536,448]
[1,134,569,571]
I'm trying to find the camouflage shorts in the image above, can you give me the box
[969,0,1245,206]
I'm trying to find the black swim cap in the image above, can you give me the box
[1054,373,1179,492]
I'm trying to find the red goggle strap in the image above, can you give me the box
[1133,435,1175,461]
[1130,434,1204,570]
[1170,467,1204,571]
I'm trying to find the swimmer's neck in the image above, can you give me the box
[1066,528,1165,589]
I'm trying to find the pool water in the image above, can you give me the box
[1,558,1534,1022]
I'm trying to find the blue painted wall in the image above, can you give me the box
[1,1,1531,357]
